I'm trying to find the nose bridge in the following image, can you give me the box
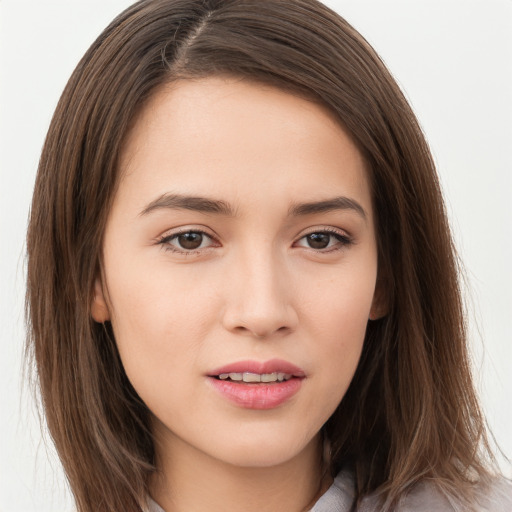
[221,240,297,338]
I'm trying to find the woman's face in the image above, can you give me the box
[93,77,382,468]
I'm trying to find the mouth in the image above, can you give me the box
[207,359,305,409]
[208,358,305,378]
[214,372,294,383]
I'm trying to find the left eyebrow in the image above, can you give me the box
[288,196,367,220]
[139,193,236,217]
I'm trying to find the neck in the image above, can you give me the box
[149,430,328,512]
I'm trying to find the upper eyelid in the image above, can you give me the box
[157,225,218,241]
[296,225,351,240]
[157,225,349,240]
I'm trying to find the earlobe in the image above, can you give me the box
[369,302,387,321]
[369,274,389,321]
[91,278,110,323]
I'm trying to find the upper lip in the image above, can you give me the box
[208,359,306,377]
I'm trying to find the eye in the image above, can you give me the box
[158,229,217,253]
[294,229,351,251]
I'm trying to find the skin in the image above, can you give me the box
[92,76,385,512]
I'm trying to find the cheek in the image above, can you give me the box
[312,298,368,382]
[297,262,375,419]
[108,249,216,331]
[104,256,218,391]
[299,256,376,347]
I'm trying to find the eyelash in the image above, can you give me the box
[295,228,352,252]
[156,227,353,256]
[157,228,219,256]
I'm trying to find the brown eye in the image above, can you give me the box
[295,230,351,252]
[159,230,216,253]
[306,233,331,249]
[177,232,204,250]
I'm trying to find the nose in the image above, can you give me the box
[221,249,298,339]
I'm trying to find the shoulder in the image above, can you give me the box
[372,476,512,512]
[146,496,165,512]
[469,477,512,512]
[310,470,355,511]
[312,470,512,512]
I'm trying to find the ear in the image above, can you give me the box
[369,272,389,321]
[91,277,110,323]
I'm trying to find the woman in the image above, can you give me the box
[25,0,511,510]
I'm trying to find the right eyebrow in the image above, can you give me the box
[139,193,236,217]
[288,196,367,221]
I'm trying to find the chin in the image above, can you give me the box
[207,431,319,469]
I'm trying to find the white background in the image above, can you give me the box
[1,1,511,510]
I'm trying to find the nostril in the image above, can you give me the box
[221,300,298,338]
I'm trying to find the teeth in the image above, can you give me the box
[243,372,261,383]
[217,372,293,382]
[219,372,242,381]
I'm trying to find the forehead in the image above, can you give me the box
[116,76,372,219]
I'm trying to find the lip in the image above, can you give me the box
[208,359,306,378]
[206,359,305,410]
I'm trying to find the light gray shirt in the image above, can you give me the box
[146,469,512,511]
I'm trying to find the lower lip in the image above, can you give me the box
[208,377,303,410]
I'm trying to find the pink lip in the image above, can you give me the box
[207,359,305,410]
[208,359,305,377]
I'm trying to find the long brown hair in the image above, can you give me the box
[26,1,495,510]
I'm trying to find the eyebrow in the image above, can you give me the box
[140,193,367,220]
[288,196,367,220]
[140,193,236,216]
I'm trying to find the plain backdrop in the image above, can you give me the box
[1,1,511,510]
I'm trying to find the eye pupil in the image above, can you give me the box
[178,232,203,250]
[307,233,330,249]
